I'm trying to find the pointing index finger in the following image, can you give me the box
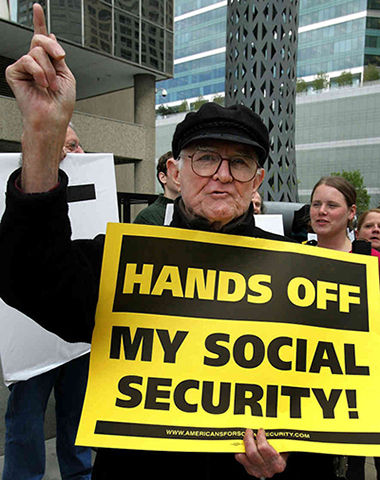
[33,3,48,36]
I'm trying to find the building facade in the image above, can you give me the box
[298,0,380,85]
[157,0,380,107]
[156,80,380,208]
[296,81,380,208]
[17,0,174,81]
[155,0,380,207]
[157,0,226,106]
[0,0,174,194]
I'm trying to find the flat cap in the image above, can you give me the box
[172,102,269,166]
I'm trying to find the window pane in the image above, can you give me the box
[142,0,164,26]
[114,9,140,62]
[50,0,82,44]
[114,0,139,16]
[141,21,164,70]
[84,0,112,54]
[166,0,173,31]
[17,0,47,27]
[165,31,174,74]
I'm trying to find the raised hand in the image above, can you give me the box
[235,428,288,478]
[5,3,76,192]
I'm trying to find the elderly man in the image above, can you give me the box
[0,4,339,480]
[61,123,84,158]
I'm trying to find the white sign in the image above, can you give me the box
[254,214,284,236]
[0,0,10,20]
[0,153,119,385]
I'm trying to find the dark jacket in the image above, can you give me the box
[0,169,337,480]
[134,194,174,225]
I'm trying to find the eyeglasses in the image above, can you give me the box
[183,150,259,182]
[63,141,81,153]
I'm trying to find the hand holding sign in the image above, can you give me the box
[235,429,287,477]
[5,3,75,192]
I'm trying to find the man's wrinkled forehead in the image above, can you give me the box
[181,139,259,157]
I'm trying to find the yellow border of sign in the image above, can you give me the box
[76,223,380,455]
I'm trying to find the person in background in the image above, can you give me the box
[348,209,380,480]
[252,190,264,214]
[356,208,380,253]
[134,150,180,225]
[309,177,380,266]
[308,176,380,480]
[346,454,380,480]
[2,124,92,480]
[61,122,84,159]
[309,176,356,252]
[291,204,310,243]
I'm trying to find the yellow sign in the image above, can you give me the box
[76,223,380,455]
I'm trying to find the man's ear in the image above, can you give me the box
[253,168,265,192]
[158,171,167,185]
[167,158,181,192]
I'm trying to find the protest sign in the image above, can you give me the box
[77,223,380,455]
[0,153,118,385]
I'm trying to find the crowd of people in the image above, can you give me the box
[0,3,379,479]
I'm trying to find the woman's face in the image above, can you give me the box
[357,212,380,251]
[310,184,356,238]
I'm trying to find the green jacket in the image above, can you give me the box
[133,194,173,225]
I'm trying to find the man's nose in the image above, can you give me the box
[213,158,233,182]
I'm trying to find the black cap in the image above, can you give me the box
[172,102,269,166]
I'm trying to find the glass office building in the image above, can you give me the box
[296,82,380,208]
[157,0,227,105]
[17,0,174,78]
[0,0,174,196]
[295,1,380,209]
[157,0,380,106]
[155,0,380,207]
[298,0,380,81]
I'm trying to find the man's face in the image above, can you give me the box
[61,127,84,160]
[175,139,264,229]
[252,191,262,215]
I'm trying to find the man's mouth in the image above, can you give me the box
[210,191,229,197]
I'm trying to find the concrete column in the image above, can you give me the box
[225,0,300,202]
[134,74,156,194]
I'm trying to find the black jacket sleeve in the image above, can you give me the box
[0,169,104,343]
